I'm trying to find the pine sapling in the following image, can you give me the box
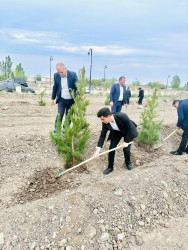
[138,87,163,151]
[105,93,110,105]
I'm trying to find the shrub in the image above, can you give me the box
[38,90,46,106]
[105,93,110,105]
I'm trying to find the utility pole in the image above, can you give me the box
[50,56,53,89]
[166,75,170,89]
[104,65,107,82]
[88,48,93,93]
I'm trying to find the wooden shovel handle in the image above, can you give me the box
[163,129,177,142]
[58,141,133,176]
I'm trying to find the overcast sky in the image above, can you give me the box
[0,0,188,85]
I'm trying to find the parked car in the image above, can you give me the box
[5,78,28,87]
[85,87,102,94]
[0,81,35,93]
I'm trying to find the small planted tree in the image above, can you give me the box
[138,88,163,151]
[50,68,91,168]
[38,90,46,106]
[105,93,110,105]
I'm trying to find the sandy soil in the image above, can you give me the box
[0,85,188,249]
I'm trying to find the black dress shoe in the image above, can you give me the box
[170,150,182,155]
[103,168,113,175]
[126,164,133,170]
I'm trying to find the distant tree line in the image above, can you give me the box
[89,76,188,91]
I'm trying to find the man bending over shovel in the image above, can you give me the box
[170,99,188,155]
[94,108,138,175]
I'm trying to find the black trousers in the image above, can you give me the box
[178,127,188,153]
[108,131,131,169]
[55,97,74,129]
[138,97,143,105]
[127,97,130,105]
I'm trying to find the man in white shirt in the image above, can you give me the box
[110,76,128,112]
[51,63,78,131]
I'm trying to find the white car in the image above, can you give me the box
[85,87,101,94]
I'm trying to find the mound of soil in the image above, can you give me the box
[10,165,88,206]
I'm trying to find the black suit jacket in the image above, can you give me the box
[51,70,78,103]
[97,112,138,148]
[138,89,144,98]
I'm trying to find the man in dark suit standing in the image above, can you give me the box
[170,99,188,155]
[138,87,144,105]
[110,76,127,112]
[51,63,78,130]
[94,108,138,175]
[126,87,131,105]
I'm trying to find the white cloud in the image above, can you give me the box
[45,45,79,53]
[0,29,67,44]
[45,44,137,55]
[11,33,41,43]
[45,44,162,57]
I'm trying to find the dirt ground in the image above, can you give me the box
[0,85,188,250]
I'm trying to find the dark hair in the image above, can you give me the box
[97,108,111,118]
[172,100,179,106]
[119,76,125,81]
[138,87,141,90]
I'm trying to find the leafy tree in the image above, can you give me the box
[146,81,165,89]
[50,68,91,168]
[184,82,188,91]
[80,66,86,80]
[88,77,118,89]
[0,55,13,77]
[132,80,141,86]
[14,63,26,78]
[171,75,181,89]
[91,79,103,87]
[138,88,163,151]
[35,74,42,81]
[6,56,13,77]
[0,75,7,81]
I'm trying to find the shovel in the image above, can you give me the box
[152,129,177,149]
[55,141,133,178]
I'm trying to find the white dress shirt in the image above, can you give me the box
[110,118,120,131]
[61,75,72,99]
[118,85,123,101]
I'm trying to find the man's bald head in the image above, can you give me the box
[56,63,67,77]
